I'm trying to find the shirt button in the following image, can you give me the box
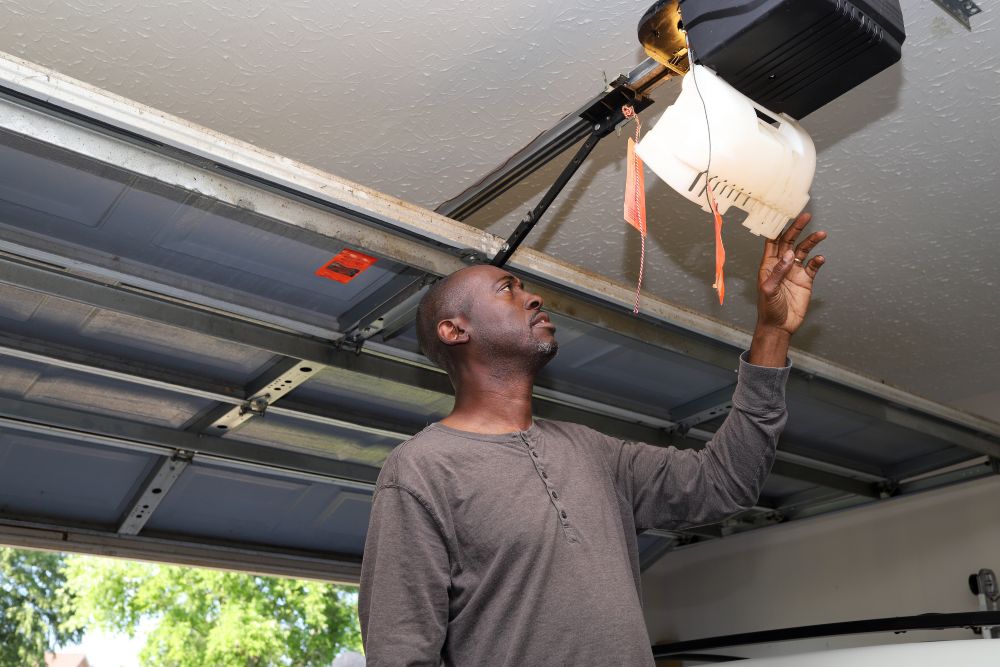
[561,510,568,519]
[531,451,539,458]
[551,491,559,499]
[541,471,548,479]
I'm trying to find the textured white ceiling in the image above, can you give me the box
[2,0,997,422]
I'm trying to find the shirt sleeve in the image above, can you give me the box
[616,351,790,531]
[359,484,451,666]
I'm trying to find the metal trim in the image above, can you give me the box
[203,358,325,435]
[770,460,881,499]
[0,327,402,441]
[0,395,381,485]
[652,611,1000,657]
[669,384,736,431]
[0,255,337,364]
[0,332,245,405]
[0,253,968,507]
[0,517,361,584]
[774,449,888,484]
[792,375,1000,460]
[0,254,981,506]
[117,453,191,535]
[436,58,670,221]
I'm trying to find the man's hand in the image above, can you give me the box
[749,212,827,366]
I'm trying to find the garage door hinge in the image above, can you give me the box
[336,335,366,355]
[239,395,270,417]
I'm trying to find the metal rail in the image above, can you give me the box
[652,611,1000,658]
[436,58,671,221]
[0,256,896,501]
[0,517,362,584]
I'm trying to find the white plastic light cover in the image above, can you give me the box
[636,65,816,239]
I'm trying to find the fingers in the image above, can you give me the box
[805,255,825,279]
[762,250,796,296]
[778,212,812,253]
[764,233,781,258]
[766,212,812,259]
[764,213,828,283]
[793,230,827,262]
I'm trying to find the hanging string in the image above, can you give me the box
[706,181,726,302]
[622,104,646,315]
[685,34,726,305]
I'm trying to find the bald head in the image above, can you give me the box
[416,265,557,379]
[415,266,481,372]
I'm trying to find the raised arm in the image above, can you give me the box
[617,353,790,530]
[619,214,826,529]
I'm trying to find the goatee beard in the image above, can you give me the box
[535,340,558,357]
[529,340,558,372]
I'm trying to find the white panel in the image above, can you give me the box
[642,476,1000,657]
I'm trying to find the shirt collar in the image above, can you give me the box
[427,421,542,443]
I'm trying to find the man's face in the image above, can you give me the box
[457,265,558,365]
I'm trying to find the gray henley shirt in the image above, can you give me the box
[360,352,790,665]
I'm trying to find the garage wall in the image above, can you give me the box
[642,475,1000,658]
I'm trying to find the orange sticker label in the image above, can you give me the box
[624,137,647,237]
[315,248,377,284]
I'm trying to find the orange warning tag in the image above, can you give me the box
[315,248,377,284]
[705,182,726,304]
[622,104,647,315]
[624,138,647,237]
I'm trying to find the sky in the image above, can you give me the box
[59,621,151,667]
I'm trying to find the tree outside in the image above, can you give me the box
[0,546,83,667]
[1,546,363,667]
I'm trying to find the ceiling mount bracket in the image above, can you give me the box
[204,359,323,433]
[931,0,982,29]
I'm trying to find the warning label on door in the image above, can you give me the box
[315,248,378,284]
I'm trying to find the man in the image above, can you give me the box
[360,214,827,665]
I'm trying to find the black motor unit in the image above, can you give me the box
[677,0,905,119]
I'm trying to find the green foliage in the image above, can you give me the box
[64,556,362,667]
[0,547,83,667]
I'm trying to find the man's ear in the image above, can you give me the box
[437,317,470,347]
